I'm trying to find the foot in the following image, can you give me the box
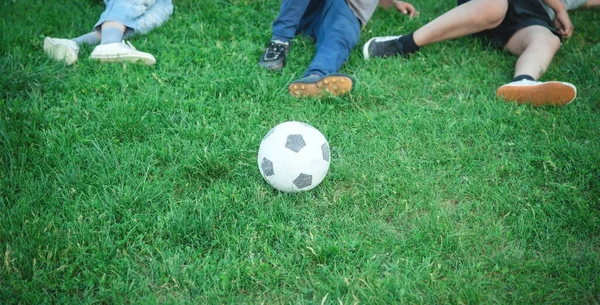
[288,73,354,97]
[496,80,577,106]
[259,40,289,71]
[363,35,405,59]
[44,37,79,65]
[89,41,156,65]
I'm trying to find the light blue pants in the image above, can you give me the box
[95,0,173,38]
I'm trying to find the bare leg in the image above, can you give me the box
[583,0,600,7]
[413,0,508,46]
[497,26,575,106]
[363,0,509,59]
[504,25,561,79]
[101,21,126,33]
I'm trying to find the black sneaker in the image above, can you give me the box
[363,35,407,59]
[259,40,289,71]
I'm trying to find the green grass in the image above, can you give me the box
[1,0,599,303]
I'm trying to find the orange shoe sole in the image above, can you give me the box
[289,75,353,97]
[496,81,576,106]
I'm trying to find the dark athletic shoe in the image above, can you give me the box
[363,35,406,59]
[288,73,354,97]
[496,79,577,106]
[259,40,289,71]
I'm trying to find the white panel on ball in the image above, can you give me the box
[258,121,330,193]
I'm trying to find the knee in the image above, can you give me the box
[549,34,561,51]
[346,27,360,48]
[539,32,561,53]
[329,20,360,49]
[470,0,508,29]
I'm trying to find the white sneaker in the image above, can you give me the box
[89,41,156,66]
[43,37,79,65]
[496,79,577,106]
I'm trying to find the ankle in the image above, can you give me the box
[512,74,536,82]
[398,33,420,54]
[100,26,124,45]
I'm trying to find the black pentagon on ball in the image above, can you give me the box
[293,173,312,189]
[261,158,274,176]
[285,134,306,153]
[321,143,330,162]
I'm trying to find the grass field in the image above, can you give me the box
[1,0,599,303]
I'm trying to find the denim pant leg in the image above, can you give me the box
[131,0,173,35]
[95,0,163,38]
[271,0,316,42]
[304,0,360,76]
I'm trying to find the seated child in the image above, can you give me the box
[363,0,598,106]
[259,0,418,97]
[44,0,173,66]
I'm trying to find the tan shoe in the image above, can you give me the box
[497,80,577,106]
[44,37,79,65]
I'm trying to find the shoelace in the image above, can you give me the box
[264,42,287,59]
[122,40,137,51]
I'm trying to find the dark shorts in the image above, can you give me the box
[457,0,560,48]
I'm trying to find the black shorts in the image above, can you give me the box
[457,0,560,48]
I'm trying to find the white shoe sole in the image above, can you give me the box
[44,37,78,65]
[497,81,577,106]
[89,53,156,66]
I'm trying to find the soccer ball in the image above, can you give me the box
[257,121,331,193]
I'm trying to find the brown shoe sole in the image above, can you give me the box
[496,81,576,106]
[289,75,353,97]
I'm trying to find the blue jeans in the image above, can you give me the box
[95,0,173,38]
[271,0,361,77]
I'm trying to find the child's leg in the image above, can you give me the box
[413,0,508,46]
[497,25,576,106]
[504,25,561,80]
[99,21,126,44]
[128,0,173,37]
[90,6,156,65]
[95,0,145,39]
[95,0,172,40]
[259,0,318,71]
[583,0,600,7]
[72,32,100,46]
[305,0,360,76]
[272,0,314,43]
[288,0,359,97]
[364,0,509,59]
